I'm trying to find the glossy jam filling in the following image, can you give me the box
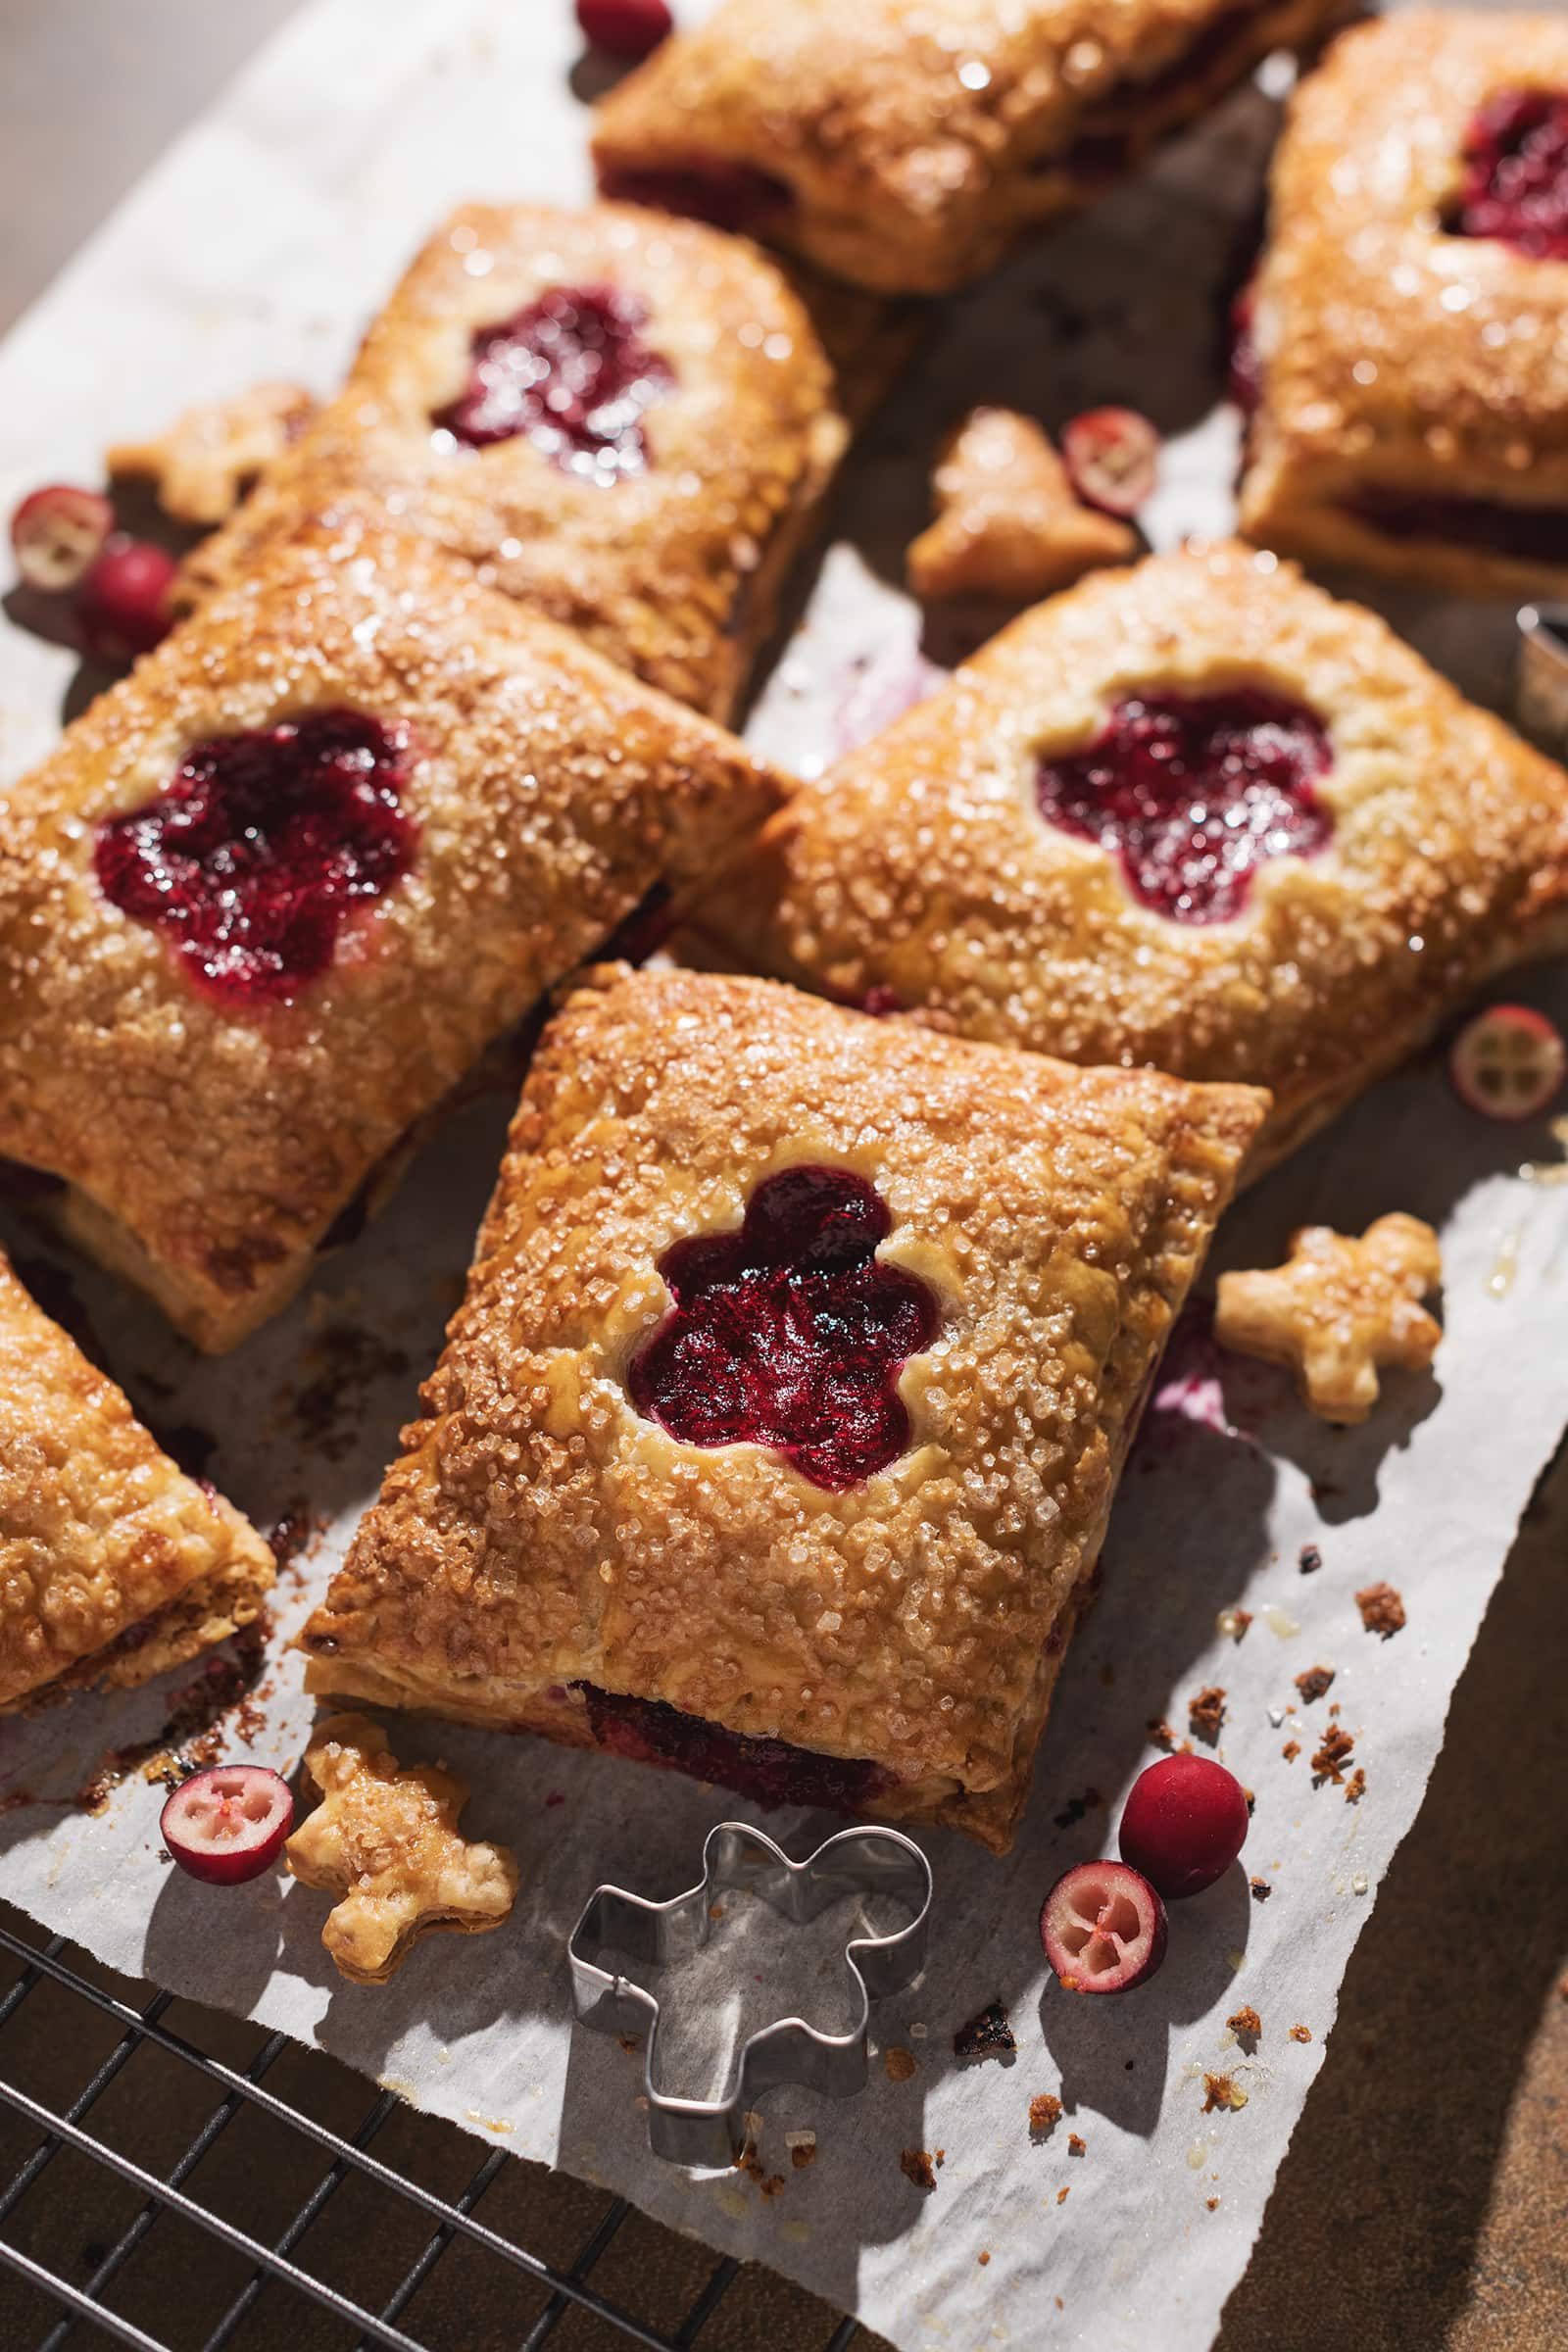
[626,1164,939,1492]
[1346,488,1568,564]
[1036,689,1333,924]
[578,1685,889,1813]
[1060,3,1263,180]
[595,158,793,235]
[432,283,673,481]
[94,709,416,1005]
[1445,88,1568,262]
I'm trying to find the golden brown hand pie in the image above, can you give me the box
[177,201,858,720]
[907,407,1138,599]
[0,1250,273,1711]
[698,541,1568,1173]
[0,523,787,1352]
[300,965,1266,1852]
[591,0,1349,296]
[1239,11,1568,600]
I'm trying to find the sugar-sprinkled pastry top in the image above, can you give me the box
[301,965,1266,1852]
[0,1251,273,1711]
[700,542,1568,1172]
[0,521,787,1351]
[177,201,854,720]
[592,0,1351,295]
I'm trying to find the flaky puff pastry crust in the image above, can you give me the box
[907,408,1137,599]
[0,523,787,1352]
[699,543,1568,1173]
[301,966,1266,1852]
[1239,12,1568,599]
[0,1252,273,1711]
[591,0,1348,296]
[177,203,853,721]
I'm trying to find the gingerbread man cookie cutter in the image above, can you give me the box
[1518,604,1568,759]
[566,1820,933,2166]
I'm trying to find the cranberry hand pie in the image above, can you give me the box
[592,0,1348,297]
[701,542,1568,1171]
[0,1251,272,1710]
[178,201,856,720]
[1239,12,1568,599]
[0,524,785,1351]
[301,966,1265,1851]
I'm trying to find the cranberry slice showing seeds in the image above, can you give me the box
[161,1763,294,1885]
[1449,1004,1566,1121]
[10,484,114,593]
[1117,1752,1249,1899]
[1041,1860,1167,1993]
[1061,407,1161,517]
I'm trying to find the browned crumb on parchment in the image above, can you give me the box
[884,2046,917,2082]
[1227,2006,1262,2050]
[1056,2185,1070,2205]
[1355,1581,1406,1637]
[977,2250,991,2266]
[1298,1544,1323,1574]
[1311,1725,1356,1786]
[1345,1766,1367,1804]
[1281,1740,1301,1762]
[1202,2073,1250,2113]
[1294,1664,1335,1704]
[1189,1686,1227,1744]
[1250,1876,1272,1902]
[1067,2132,1086,2157]
[954,1998,1015,2061]
[1289,2024,1313,2043]
[1029,2093,1063,2140]
[901,2148,937,2191]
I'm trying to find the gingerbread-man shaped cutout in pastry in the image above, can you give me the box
[285,1713,518,1984]
[1215,1214,1443,1424]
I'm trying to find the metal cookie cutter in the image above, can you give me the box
[1518,604,1568,759]
[566,1820,933,2166]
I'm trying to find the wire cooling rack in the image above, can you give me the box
[0,1909,866,2352]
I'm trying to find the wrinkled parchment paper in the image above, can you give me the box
[0,5,1560,2347]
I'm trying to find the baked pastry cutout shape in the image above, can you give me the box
[285,1713,519,1985]
[0,1251,273,1711]
[699,542,1568,1174]
[1239,11,1568,600]
[907,409,1137,601]
[178,201,856,720]
[110,382,317,528]
[591,0,1349,296]
[1215,1213,1443,1423]
[0,521,786,1351]
[300,965,1267,1853]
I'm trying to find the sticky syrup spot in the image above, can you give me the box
[1036,689,1332,923]
[432,283,672,480]
[93,710,416,1005]
[627,1165,940,1491]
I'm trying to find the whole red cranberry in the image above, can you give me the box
[1118,1752,1249,1898]
[577,0,672,60]
[76,536,178,662]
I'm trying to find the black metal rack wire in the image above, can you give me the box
[0,1912,864,2352]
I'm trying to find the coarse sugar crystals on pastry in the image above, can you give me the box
[0,521,787,1351]
[177,200,857,720]
[698,541,1568,1173]
[300,965,1266,1853]
[0,1250,273,1711]
[591,0,1352,297]
[1238,11,1568,600]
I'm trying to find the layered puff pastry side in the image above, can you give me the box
[176,201,865,722]
[592,0,1351,296]
[0,1251,273,1711]
[1239,10,1568,600]
[696,541,1568,1174]
[300,965,1267,1853]
[0,522,789,1352]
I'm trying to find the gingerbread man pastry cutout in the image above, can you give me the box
[285,1713,518,1984]
[1215,1214,1443,1424]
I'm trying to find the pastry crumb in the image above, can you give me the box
[1345,1766,1367,1804]
[977,2250,991,2267]
[1189,1685,1227,1744]
[1227,2006,1262,2050]
[900,2148,938,2191]
[1289,2024,1312,2043]
[954,1997,1016,2061]
[1355,1581,1406,1637]
[1202,2073,1249,2113]
[1298,1544,1323,1574]
[1148,1716,1178,1752]
[1056,2185,1070,2205]
[1282,1740,1300,1762]
[1067,2132,1086,2157]
[1249,1875,1272,1903]
[884,2045,917,2082]
[1029,2093,1063,2139]
[1206,2195,1220,2211]
[1294,1664,1335,1704]
[1311,1725,1356,1786]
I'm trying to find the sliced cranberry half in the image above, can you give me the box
[433,283,672,481]
[1450,1003,1567,1121]
[1061,407,1160,518]
[626,1164,940,1492]
[1037,687,1333,924]
[93,708,416,1007]
[1041,1860,1167,1993]
[1445,88,1568,263]
[10,484,114,593]
[597,158,793,236]
[578,1685,888,1812]
[1118,1753,1249,1899]
[577,0,672,59]
[161,1763,294,1885]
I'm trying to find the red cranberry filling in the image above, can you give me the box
[596,159,793,236]
[432,283,672,480]
[1345,487,1568,565]
[1036,689,1332,924]
[93,709,416,1006]
[578,1685,888,1812]
[626,1165,939,1492]
[1446,88,1568,263]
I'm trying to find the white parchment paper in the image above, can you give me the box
[0,5,1561,2347]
